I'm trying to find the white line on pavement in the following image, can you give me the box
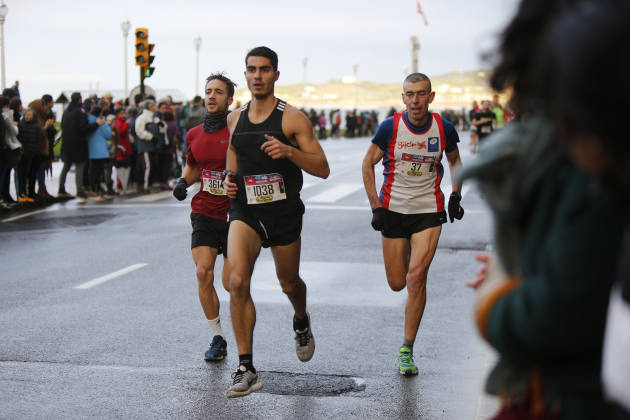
[307,183,363,203]
[74,263,148,290]
[125,191,174,202]
[2,208,54,223]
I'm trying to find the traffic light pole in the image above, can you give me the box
[140,66,145,99]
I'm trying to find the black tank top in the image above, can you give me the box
[231,99,304,214]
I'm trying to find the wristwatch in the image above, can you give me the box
[222,169,236,181]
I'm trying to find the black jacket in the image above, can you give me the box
[60,102,97,163]
[18,118,44,155]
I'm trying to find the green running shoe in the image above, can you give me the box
[398,346,418,376]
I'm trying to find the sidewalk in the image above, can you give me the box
[1,160,170,216]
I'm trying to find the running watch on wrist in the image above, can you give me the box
[222,169,236,181]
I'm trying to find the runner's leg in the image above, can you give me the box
[382,236,411,292]
[403,225,441,342]
[271,238,306,319]
[227,220,262,355]
[192,246,220,320]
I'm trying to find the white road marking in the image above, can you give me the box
[74,263,148,290]
[125,191,174,202]
[2,208,54,223]
[307,183,363,203]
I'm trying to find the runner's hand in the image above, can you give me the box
[371,207,386,231]
[173,178,187,201]
[261,134,291,159]
[448,191,464,223]
[224,173,238,199]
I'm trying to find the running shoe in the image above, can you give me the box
[398,346,418,376]
[204,335,227,361]
[18,195,34,203]
[294,312,315,362]
[226,365,262,398]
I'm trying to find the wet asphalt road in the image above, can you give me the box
[0,134,499,419]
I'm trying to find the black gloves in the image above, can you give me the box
[448,191,464,223]
[371,207,386,231]
[173,178,187,201]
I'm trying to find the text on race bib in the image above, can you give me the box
[244,173,287,205]
[201,170,226,196]
[400,153,437,176]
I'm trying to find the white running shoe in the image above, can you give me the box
[226,365,262,398]
[294,312,315,362]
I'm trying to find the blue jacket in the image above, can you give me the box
[87,114,111,159]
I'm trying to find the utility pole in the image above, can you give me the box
[410,36,420,73]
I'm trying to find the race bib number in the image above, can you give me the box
[244,173,286,204]
[400,153,436,176]
[481,125,492,134]
[201,170,226,195]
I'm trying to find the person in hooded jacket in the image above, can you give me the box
[59,92,103,199]
[86,106,112,200]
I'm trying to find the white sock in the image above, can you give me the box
[208,317,224,338]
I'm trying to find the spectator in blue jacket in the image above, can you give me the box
[87,106,111,200]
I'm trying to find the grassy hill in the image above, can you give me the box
[234,70,499,110]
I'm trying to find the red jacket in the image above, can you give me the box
[115,116,132,160]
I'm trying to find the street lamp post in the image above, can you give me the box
[120,19,131,99]
[302,57,308,107]
[353,64,359,109]
[0,1,8,91]
[193,36,202,95]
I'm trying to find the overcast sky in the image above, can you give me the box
[6,0,521,103]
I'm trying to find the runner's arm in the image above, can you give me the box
[445,148,462,192]
[362,143,385,210]
[181,162,199,187]
[264,107,330,179]
[224,110,240,198]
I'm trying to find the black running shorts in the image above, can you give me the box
[381,209,446,239]
[229,200,302,248]
[190,212,228,254]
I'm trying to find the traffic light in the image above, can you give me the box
[135,28,149,67]
[144,43,155,78]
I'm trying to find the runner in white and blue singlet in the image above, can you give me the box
[362,72,464,377]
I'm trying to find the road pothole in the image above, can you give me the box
[258,371,366,396]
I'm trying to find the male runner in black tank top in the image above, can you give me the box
[223,46,330,398]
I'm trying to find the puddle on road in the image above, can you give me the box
[258,371,366,397]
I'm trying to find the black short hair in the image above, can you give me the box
[192,95,202,104]
[205,72,237,98]
[71,92,82,103]
[246,46,278,71]
[41,94,53,104]
[0,95,9,109]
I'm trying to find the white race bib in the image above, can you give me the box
[481,125,491,134]
[400,153,436,177]
[201,170,226,195]
[244,173,287,205]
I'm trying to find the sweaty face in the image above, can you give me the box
[401,80,434,125]
[245,56,278,100]
[205,79,232,114]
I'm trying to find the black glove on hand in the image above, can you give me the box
[448,191,464,223]
[371,207,386,231]
[173,178,187,201]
